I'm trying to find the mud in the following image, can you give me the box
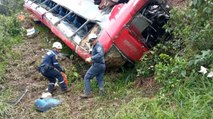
[168,0,188,7]
[2,0,187,118]
[3,26,98,118]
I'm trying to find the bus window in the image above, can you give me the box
[77,22,96,38]
[58,6,68,17]
[33,0,45,4]
[130,14,149,35]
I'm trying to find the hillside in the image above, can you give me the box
[1,0,213,119]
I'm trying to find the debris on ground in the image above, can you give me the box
[2,1,187,118]
[34,98,62,112]
[41,92,52,99]
[17,12,39,38]
[7,87,29,106]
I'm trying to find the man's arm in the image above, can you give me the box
[91,46,104,61]
[52,55,63,72]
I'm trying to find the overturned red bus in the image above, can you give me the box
[24,0,171,67]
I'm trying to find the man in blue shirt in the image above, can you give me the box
[39,42,68,94]
[80,33,106,98]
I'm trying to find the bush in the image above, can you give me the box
[166,0,213,54]
[136,41,182,78]
[188,50,213,70]
[155,56,187,92]
[0,14,23,83]
[0,15,21,36]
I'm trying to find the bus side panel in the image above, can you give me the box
[114,28,148,61]
[24,2,77,54]
[24,3,43,20]
[51,26,76,51]
[98,30,113,53]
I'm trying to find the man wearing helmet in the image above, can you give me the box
[39,42,68,94]
[80,33,106,98]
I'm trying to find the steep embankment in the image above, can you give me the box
[2,26,101,118]
[1,0,188,118]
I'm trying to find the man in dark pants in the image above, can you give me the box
[80,33,106,98]
[39,42,68,94]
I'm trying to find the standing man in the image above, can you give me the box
[80,33,106,98]
[39,42,68,94]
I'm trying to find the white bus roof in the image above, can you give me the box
[51,0,109,21]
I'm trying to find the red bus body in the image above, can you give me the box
[24,0,170,67]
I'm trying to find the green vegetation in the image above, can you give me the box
[0,88,14,116]
[133,0,213,118]
[0,14,23,83]
[1,0,213,118]
[0,1,24,115]
[0,22,21,118]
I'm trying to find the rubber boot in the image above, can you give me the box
[48,83,55,94]
[59,82,69,94]
[80,94,92,99]
[99,89,104,96]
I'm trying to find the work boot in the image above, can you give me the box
[80,94,92,99]
[45,84,57,92]
[99,89,104,96]
[48,83,55,94]
[61,88,71,94]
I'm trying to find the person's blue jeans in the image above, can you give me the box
[40,66,67,93]
[84,63,106,95]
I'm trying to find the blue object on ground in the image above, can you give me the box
[34,98,62,112]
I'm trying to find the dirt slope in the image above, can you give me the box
[2,0,188,118]
[3,27,99,119]
[169,0,188,7]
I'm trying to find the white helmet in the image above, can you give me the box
[112,0,119,2]
[52,42,62,49]
[88,33,98,42]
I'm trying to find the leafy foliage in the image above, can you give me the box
[0,15,23,83]
[0,15,21,37]
[166,0,213,53]
[1,0,213,118]
[155,56,187,91]
[134,0,213,118]
[137,0,213,90]
[0,0,24,15]
[136,41,181,78]
[188,50,213,69]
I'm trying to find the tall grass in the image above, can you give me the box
[0,88,14,117]
[1,0,213,118]
[85,74,213,119]
[0,14,23,83]
[0,9,24,117]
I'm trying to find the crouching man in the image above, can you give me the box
[39,42,69,94]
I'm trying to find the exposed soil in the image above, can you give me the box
[134,77,161,98]
[2,25,98,119]
[2,1,187,118]
[168,0,188,7]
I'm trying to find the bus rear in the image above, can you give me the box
[104,0,171,66]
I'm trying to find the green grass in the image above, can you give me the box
[85,80,213,119]
[0,62,7,83]
[0,88,15,117]
[72,67,213,119]
[1,1,213,118]
[0,14,25,118]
